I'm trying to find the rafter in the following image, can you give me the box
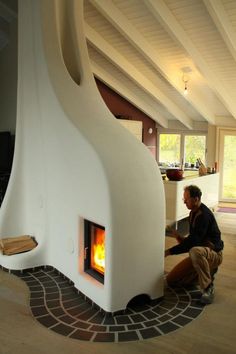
[90,0,215,125]
[203,0,236,63]
[85,23,193,129]
[144,0,236,120]
[91,60,168,128]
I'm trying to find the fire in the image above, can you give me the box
[92,228,105,274]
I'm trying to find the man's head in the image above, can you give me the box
[183,185,202,210]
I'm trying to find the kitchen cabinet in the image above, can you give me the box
[163,173,219,226]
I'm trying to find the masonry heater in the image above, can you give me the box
[0,0,165,315]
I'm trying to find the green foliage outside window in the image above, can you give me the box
[223,135,236,199]
[185,135,206,165]
[159,134,180,165]
[159,134,206,167]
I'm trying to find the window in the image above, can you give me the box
[159,134,181,167]
[218,129,236,201]
[158,132,206,168]
[184,135,206,166]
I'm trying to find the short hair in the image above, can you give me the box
[184,185,202,199]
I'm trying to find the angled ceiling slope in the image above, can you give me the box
[83,0,236,129]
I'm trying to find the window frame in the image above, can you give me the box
[157,130,207,167]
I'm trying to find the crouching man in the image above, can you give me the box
[165,185,224,304]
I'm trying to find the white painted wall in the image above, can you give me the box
[207,124,217,167]
[0,0,165,312]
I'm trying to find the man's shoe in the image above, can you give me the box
[200,283,215,304]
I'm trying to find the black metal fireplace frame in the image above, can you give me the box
[84,220,105,284]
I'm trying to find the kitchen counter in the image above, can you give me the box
[163,173,219,226]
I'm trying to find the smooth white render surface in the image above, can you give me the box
[0,0,165,312]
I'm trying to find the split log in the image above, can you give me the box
[0,235,37,255]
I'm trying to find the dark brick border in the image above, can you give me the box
[1,265,205,342]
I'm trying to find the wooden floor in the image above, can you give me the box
[0,214,235,354]
[218,202,236,208]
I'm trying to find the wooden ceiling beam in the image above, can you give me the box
[203,0,236,63]
[91,60,168,128]
[144,0,236,120]
[90,0,215,125]
[85,23,193,129]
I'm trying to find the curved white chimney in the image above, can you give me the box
[0,0,165,313]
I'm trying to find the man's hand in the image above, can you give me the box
[176,234,184,244]
[166,225,184,244]
[165,249,171,257]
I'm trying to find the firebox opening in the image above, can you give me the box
[84,220,105,284]
[127,294,151,309]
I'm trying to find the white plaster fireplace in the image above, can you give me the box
[0,0,165,313]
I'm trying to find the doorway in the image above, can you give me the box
[218,129,236,202]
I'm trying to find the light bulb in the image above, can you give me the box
[184,84,188,95]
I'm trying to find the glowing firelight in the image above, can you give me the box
[92,228,105,274]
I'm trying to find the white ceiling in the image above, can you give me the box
[83,0,236,129]
[1,0,236,130]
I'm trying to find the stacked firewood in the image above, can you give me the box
[0,235,37,255]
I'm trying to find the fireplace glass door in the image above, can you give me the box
[84,220,105,283]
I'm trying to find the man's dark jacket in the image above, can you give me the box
[169,203,224,255]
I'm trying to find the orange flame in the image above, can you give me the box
[91,228,105,274]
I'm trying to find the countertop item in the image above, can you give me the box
[166,169,184,181]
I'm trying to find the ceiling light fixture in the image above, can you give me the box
[182,73,189,95]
